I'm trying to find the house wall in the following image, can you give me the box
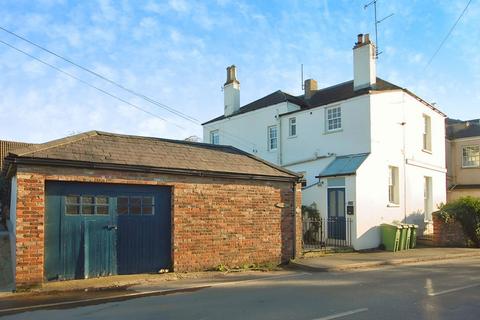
[204,95,371,187]
[448,136,480,186]
[358,91,447,247]
[203,101,300,164]
[12,165,301,288]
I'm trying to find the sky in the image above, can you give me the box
[0,0,478,143]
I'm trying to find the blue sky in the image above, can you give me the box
[0,0,478,143]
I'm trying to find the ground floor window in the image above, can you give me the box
[424,176,433,221]
[388,166,399,205]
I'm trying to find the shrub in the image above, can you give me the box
[439,197,480,247]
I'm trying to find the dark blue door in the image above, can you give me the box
[45,182,171,281]
[327,188,346,240]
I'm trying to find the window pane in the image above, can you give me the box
[96,206,109,215]
[66,195,80,204]
[82,205,94,215]
[66,205,80,215]
[117,197,129,215]
[130,197,141,215]
[96,196,109,205]
[143,196,154,206]
[142,206,153,215]
[82,196,94,204]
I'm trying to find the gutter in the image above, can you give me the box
[6,157,299,183]
[283,153,334,167]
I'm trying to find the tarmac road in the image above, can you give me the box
[1,256,480,320]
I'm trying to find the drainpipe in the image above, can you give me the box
[277,109,282,165]
[292,182,297,259]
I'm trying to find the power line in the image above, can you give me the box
[0,26,201,125]
[0,39,187,130]
[425,0,473,69]
[0,27,267,149]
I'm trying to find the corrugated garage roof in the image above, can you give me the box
[6,131,298,180]
[317,153,370,178]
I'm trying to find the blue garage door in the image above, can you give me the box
[45,182,171,281]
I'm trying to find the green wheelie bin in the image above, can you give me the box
[380,224,401,252]
[409,224,418,248]
[398,224,408,251]
[403,224,412,250]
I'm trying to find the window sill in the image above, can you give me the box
[461,165,480,169]
[268,148,278,153]
[422,148,432,154]
[324,129,343,135]
[288,135,297,139]
[387,203,400,208]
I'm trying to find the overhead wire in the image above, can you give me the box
[0,27,265,149]
[424,0,473,69]
[0,39,186,130]
[0,26,200,125]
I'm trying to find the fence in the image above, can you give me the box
[302,217,353,250]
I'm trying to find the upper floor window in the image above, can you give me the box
[268,125,278,150]
[462,145,480,168]
[388,166,399,205]
[326,106,341,131]
[423,115,432,151]
[289,117,297,137]
[210,130,219,145]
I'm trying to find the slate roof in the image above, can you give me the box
[203,78,445,125]
[6,131,298,180]
[446,118,480,140]
[317,153,370,178]
[0,140,36,172]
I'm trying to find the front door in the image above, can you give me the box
[327,188,346,240]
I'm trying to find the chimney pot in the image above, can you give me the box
[357,33,363,45]
[364,34,370,43]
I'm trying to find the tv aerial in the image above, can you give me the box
[364,0,394,58]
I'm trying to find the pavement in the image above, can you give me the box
[290,246,480,272]
[1,256,480,319]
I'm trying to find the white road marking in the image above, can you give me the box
[428,283,480,297]
[0,272,310,314]
[312,308,368,320]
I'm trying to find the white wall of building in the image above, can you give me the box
[204,88,446,251]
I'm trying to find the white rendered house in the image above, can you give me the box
[203,34,447,250]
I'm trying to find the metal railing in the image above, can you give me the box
[302,217,353,250]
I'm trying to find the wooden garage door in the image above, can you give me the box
[45,182,172,281]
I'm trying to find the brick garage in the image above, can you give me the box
[4,131,301,288]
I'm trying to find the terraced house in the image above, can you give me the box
[203,34,447,250]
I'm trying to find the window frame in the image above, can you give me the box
[326,106,342,132]
[210,130,219,145]
[388,166,400,205]
[268,125,278,151]
[116,195,155,216]
[65,195,110,216]
[462,145,480,168]
[288,117,297,137]
[422,114,432,152]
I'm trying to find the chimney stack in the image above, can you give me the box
[353,33,376,91]
[224,65,240,117]
[304,79,318,99]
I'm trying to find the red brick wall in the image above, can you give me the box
[13,165,301,287]
[433,213,467,247]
